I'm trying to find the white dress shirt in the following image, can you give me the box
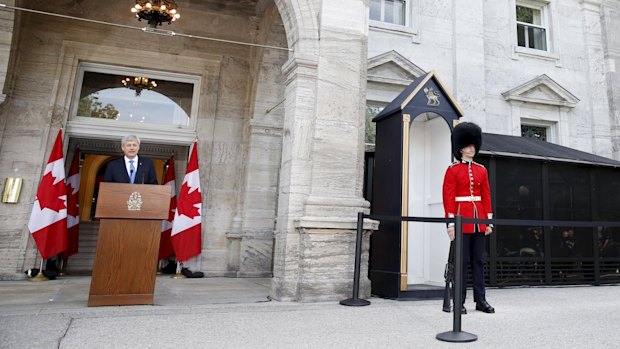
[124,155,139,179]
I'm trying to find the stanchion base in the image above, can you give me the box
[436,331,477,343]
[339,298,371,306]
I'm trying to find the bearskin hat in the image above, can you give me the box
[451,122,482,160]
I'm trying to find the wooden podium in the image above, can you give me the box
[88,182,170,307]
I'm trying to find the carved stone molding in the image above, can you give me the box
[502,74,580,108]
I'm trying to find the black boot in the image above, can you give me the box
[476,300,495,313]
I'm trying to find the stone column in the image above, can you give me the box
[271,54,319,300]
[271,0,377,302]
[580,0,613,158]
[236,7,287,277]
[602,0,620,160]
[238,121,282,277]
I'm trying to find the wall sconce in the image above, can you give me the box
[2,177,23,203]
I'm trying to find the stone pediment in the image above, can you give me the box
[368,50,426,86]
[502,74,579,107]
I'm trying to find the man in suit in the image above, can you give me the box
[103,135,158,184]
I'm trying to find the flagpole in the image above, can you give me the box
[171,260,186,279]
[59,258,66,276]
[30,258,48,282]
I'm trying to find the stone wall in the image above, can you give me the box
[368,0,614,158]
[0,1,375,304]
[602,0,620,160]
[0,1,286,278]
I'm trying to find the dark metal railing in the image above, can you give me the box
[341,213,620,342]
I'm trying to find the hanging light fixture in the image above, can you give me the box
[130,1,181,28]
[122,76,158,96]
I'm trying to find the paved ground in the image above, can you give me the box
[1,276,619,348]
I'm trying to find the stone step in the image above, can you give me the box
[65,222,99,273]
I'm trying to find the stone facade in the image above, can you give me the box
[0,0,618,302]
[368,0,619,160]
[0,0,374,302]
[602,0,620,159]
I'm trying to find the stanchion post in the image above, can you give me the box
[340,212,371,306]
[436,215,477,342]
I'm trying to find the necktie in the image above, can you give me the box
[129,160,136,184]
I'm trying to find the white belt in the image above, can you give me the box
[455,196,481,202]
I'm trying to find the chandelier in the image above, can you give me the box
[131,1,181,28]
[122,76,158,96]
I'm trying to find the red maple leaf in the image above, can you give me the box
[176,182,201,219]
[37,172,66,212]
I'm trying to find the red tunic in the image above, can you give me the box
[442,160,493,233]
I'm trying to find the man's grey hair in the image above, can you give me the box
[121,135,140,146]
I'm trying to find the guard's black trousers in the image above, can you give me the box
[461,232,487,303]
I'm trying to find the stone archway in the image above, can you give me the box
[269,1,374,301]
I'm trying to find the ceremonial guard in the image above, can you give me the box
[442,122,495,314]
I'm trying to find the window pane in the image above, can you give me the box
[530,26,547,50]
[516,5,541,25]
[370,0,381,21]
[517,23,526,47]
[384,0,406,25]
[531,8,542,25]
[521,125,547,141]
[78,71,192,127]
[365,104,384,149]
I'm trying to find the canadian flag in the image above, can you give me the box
[171,142,202,262]
[159,156,176,260]
[62,148,81,258]
[27,130,68,259]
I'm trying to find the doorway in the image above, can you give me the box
[62,137,188,274]
[407,113,452,287]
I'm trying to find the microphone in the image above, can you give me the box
[140,162,145,184]
[129,168,134,184]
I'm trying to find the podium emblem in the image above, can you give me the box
[127,192,143,211]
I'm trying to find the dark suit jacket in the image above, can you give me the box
[103,156,158,184]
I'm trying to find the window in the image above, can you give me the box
[520,118,556,143]
[365,104,385,150]
[521,125,548,141]
[370,0,407,26]
[71,63,200,133]
[516,2,548,51]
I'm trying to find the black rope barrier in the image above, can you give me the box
[367,214,620,228]
[341,212,620,342]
